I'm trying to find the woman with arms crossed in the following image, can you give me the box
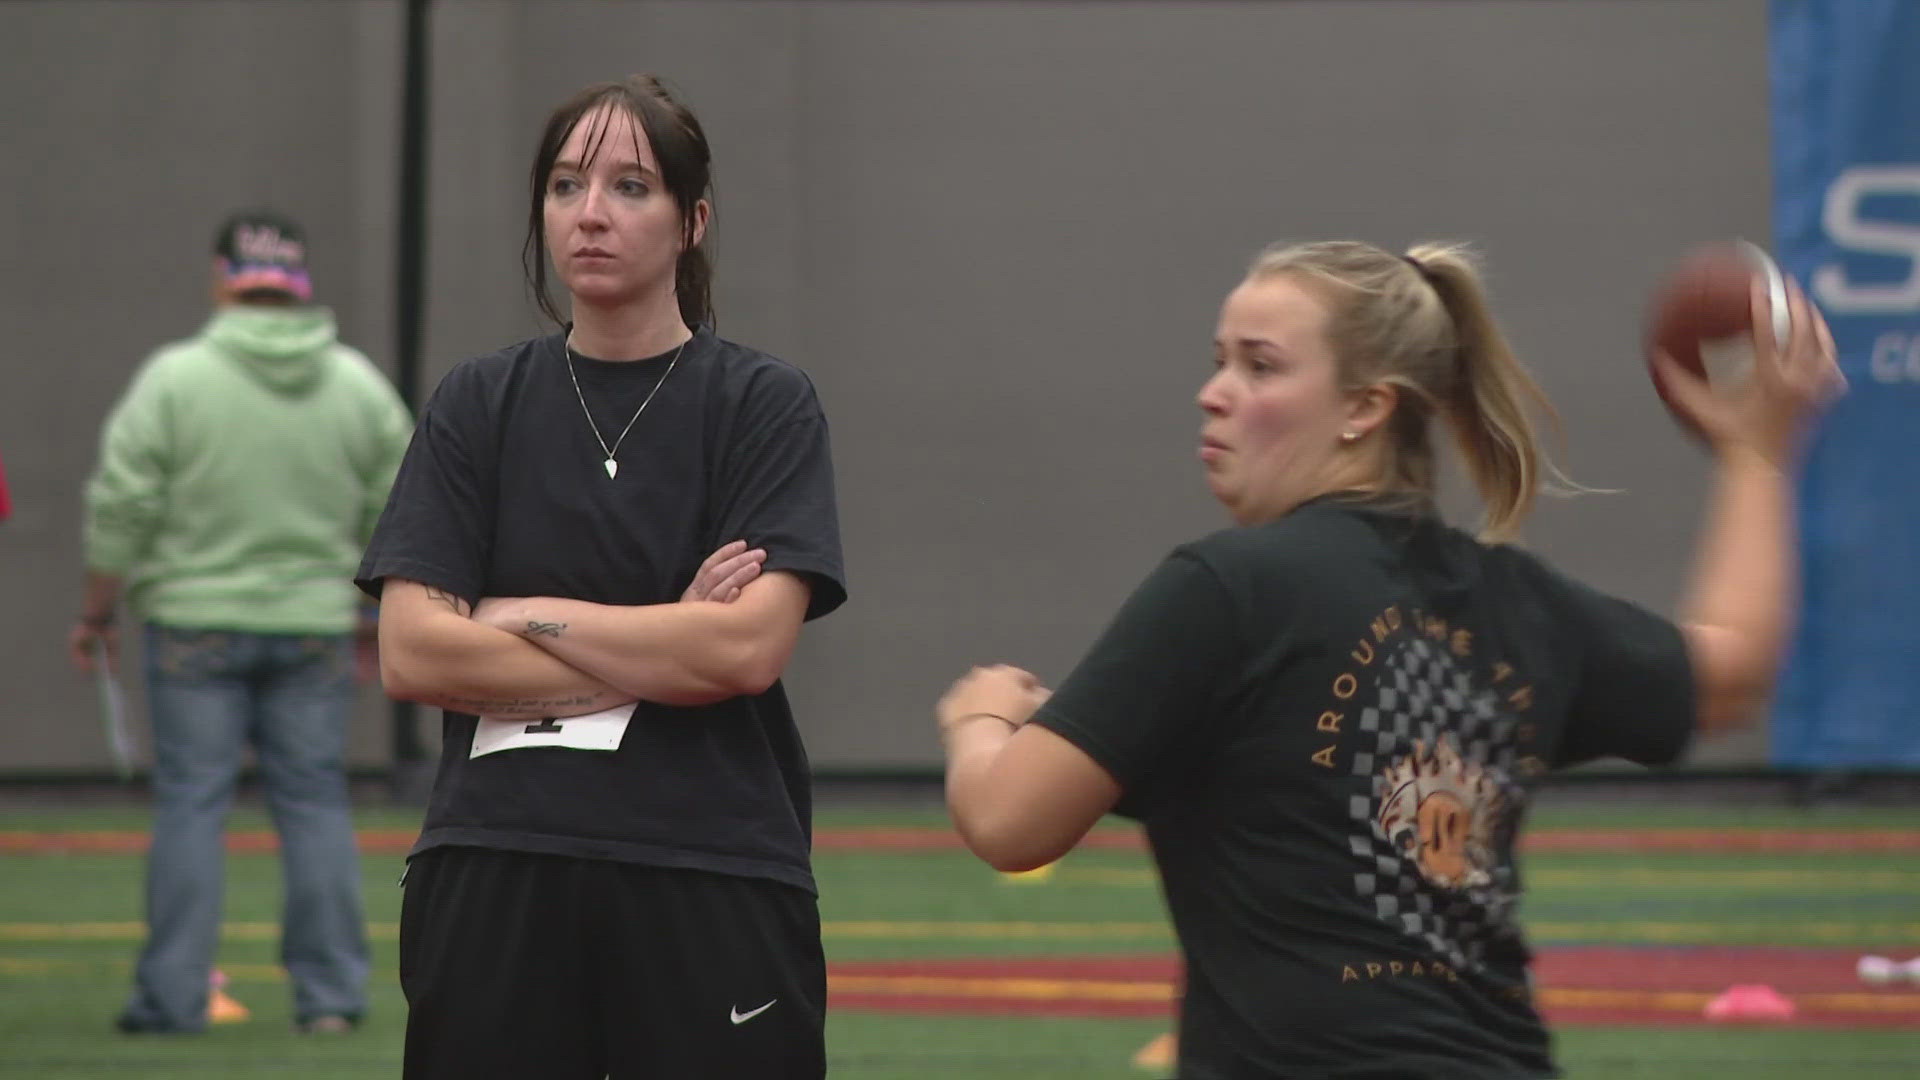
[360,76,845,1079]
[938,241,1838,1079]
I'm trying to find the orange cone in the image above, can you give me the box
[1132,1031,1177,1071]
[207,968,250,1025]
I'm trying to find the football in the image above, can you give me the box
[1644,240,1793,438]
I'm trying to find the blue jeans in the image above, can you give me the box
[120,625,370,1031]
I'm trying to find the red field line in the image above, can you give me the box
[817,828,1147,852]
[1521,829,1920,853]
[3,826,1917,856]
[0,830,420,855]
[826,948,1920,1028]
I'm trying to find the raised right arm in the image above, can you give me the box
[1657,281,1844,733]
[376,577,632,719]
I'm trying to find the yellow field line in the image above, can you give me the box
[0,920,1170,943]
[1536,987,1920,1013]
[835,976,1920,1013]
[822,921,1171,940]
[833,974,1176,1002]
[4,919,1918,944]
[0,921,338,941]
[1051,869,1158,885]
[0,956,282,980]
[4,954,1915,1015]
[0,957,72,975]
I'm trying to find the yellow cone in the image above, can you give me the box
[999,864,1055,883]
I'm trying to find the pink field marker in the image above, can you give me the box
[1704,984,1798,1022]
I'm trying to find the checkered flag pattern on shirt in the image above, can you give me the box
[1348,638,1527,973]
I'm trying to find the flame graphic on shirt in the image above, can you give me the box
[1375,734,1506,890]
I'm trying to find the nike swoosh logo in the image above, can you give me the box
[730,999,777,1025]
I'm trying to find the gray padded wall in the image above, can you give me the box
[0,0,1769,771]
[0,0,401,769]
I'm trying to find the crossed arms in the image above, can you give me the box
[376,542,809,717]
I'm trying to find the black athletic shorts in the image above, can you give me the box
[399,846,826,1079]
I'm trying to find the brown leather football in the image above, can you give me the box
[1644,240,1791,439]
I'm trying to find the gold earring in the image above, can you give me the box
[1341,431,1360,443]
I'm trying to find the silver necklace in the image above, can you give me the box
[564,331,687,478]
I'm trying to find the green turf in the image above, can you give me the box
[2,805,1916,1078]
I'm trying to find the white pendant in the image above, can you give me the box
[603,458,619,479]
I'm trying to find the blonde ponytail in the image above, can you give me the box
[1247,240,1562,542]
[1403,243,1556,540]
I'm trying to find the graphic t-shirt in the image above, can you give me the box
[357,327,845,893]
[1034,496,1693,1079]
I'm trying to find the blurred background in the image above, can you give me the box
[0,0,1912,784]
[4,3,1918,1078]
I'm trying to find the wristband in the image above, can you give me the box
[953,711,1021,732]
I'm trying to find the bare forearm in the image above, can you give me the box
[388,619,629,717]
[380,586,631,718]
[1681,447,1795,727]
[942,717,1121,872]
[942,717,1020,859]
[1662,281,1840,733]
[488,596,771,706]
[935,664,1120,873]
[80,571,123,623]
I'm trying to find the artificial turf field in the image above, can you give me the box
[1,803,1916,1078]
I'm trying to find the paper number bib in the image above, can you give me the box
[469,702,637,758]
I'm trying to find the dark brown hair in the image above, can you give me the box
[522,75,714,329]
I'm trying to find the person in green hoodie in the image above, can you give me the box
[72,210,412,1036]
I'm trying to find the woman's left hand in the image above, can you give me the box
[681,540,766,603]
[938,664,1051,738]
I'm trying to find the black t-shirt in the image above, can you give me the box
[356,326,845,893]
[1033,496,1693,1080]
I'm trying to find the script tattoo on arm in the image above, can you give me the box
[523,621,566,639]
[423,585,472,617]
[439,694,605,714]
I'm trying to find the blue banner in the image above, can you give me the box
[1770,0,1920,767]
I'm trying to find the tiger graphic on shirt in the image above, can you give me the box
[1310,604,1542,974]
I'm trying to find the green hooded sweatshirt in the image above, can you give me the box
[84,306,414,634]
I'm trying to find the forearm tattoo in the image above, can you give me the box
[423,585,471,617]
[440,693,605,713]
[523,621,566,639]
